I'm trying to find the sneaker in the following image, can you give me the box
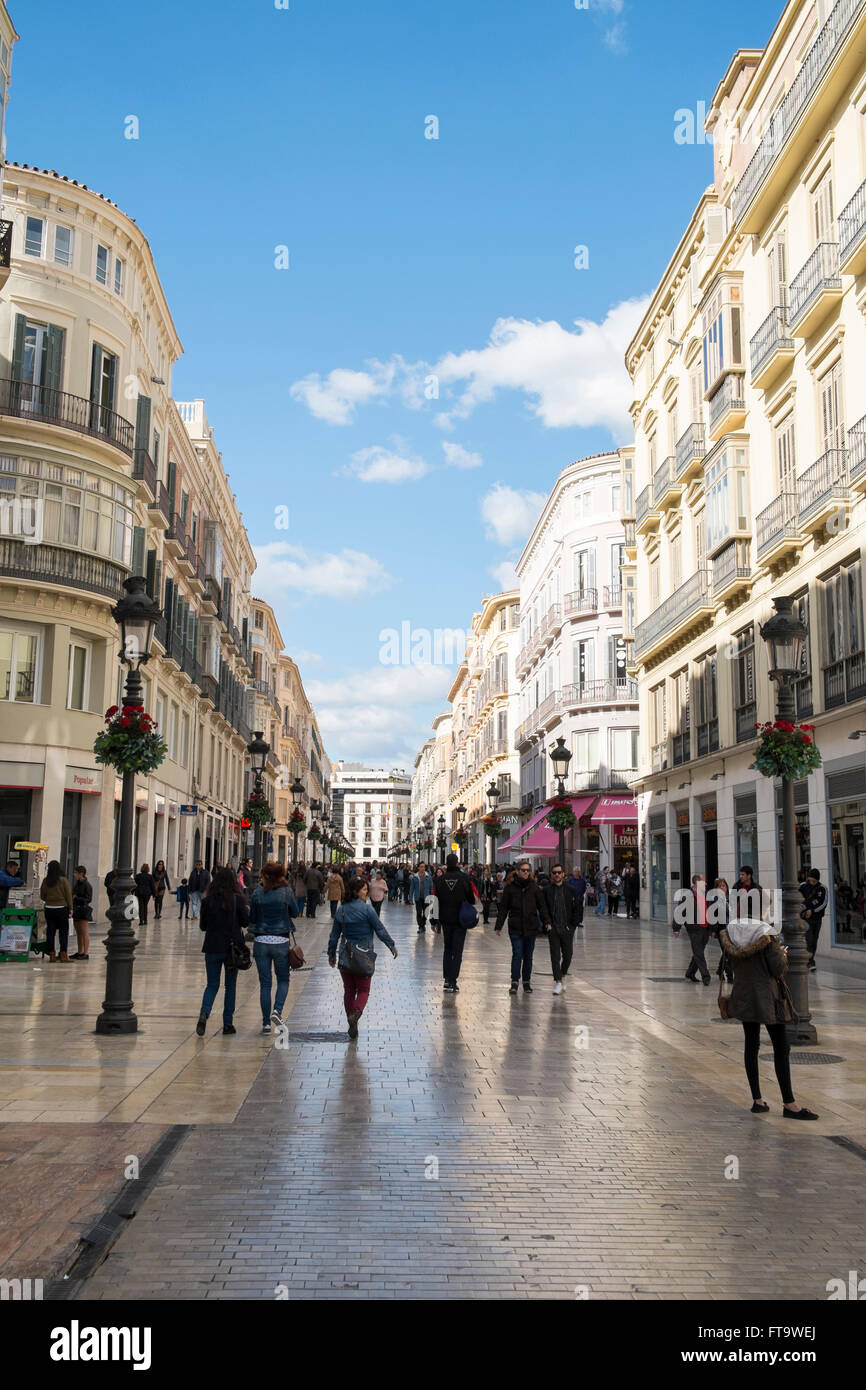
[443,981,453,992]
[553,981,563,995]
[509,982,518,995]
[222,1024,236,1035]
[808,961,817,972]
[262,1024,272,1034]
[195,1014,207,1037]
[270,1009,283,1027]
[560,978,567,991]
[451,982,459,993]
[523,983,533,993]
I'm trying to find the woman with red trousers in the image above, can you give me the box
[328,876,397,1038]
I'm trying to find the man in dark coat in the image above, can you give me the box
[542,863,582,993]
[433,852,476,992]
[495,859,550,994]
[799,866,828,971]
[188,861,211,920]
[622,863,640,919]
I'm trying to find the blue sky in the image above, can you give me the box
[9,0,784,769]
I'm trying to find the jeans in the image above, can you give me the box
[340,967,372,1018]
[201,953,237,1026]
[594,892,607,916]
[685,926,711,980]
[253,940,291,1023]
[178,897,189,918]
[44,906,70,954]
[190,890,202,918]
[743,1021,794,1104]
[330,900,339,919]
[305,890,319,918]
[295,894,306,917]
[442,924,467,983]
[548,923,575,981]
[415,899,426,929]
[509,931,536,983]
[371,898,383,917]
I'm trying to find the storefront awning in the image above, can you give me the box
[591,796,638,824]
[497,804,548,853]
[521,824,560,855]
[500,798,597,857]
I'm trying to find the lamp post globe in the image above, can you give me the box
[759,596,816,1043]
[96,575,163,1035]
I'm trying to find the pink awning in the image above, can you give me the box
[521,824,560,855]
[591,796,638,824]
[497,804,548,853]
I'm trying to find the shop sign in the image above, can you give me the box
[180,804,199,816]
[64,767,102,795]
[702,804,717,823]
[676,810,690,827]
[614,824,638,848]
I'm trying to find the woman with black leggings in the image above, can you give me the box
[719,918,818,1119]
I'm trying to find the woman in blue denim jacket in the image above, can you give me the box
[249,862,300,1033]
[328,876,398,1038]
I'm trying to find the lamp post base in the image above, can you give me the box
[786,1019,819,1046]
[95,1012,139,1035]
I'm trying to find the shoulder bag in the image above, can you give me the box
[343,938,376,976]
[716,949,733,1018]
[224,896,252,971]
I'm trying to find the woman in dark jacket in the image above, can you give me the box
[196,867,250,1037]
[249,861,300,1033]
[328,876,397,1038]
[152,861,171,920]
[719,918,817,1118]
[135,864,155,925]
[71,866,93,960]
[494,859,551,994]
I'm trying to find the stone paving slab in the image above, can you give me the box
[78,903,866,1300]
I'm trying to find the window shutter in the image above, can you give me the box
[45,326,65,393]
[90,344,101,403]
[164,577,175,629]
[132,526,146,577]
[11,314,27,380]
[167,459,177,516]
[135,394,152,453]
[145,547,156,598]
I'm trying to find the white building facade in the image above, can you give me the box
[331,762,412,861]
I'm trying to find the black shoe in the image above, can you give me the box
[685,972,697,981]
[783,1106,819,1120]
[195,1013,207,1037]
[509,982,518,995]
[451,982,459,993]
[523,983,532,993]
[222,1024,236,1035]
[418,927,426,934]
[702,976,711,986]
[347,1010,359,1039]
[751,1101,770,1113]
[443,982,454,992]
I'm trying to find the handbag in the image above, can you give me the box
[343,939,376,976]
[716,949,733,1018]
[459,898,478,929]
[288,932,305,970]
[224,897,252,971]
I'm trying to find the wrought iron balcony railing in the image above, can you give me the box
[0,538,127,600]
[755,489,799,560]
[634,570,711,660]
[749,305,794,380]
[789,241,841,327]
[839,178,866,268]
[675,422,706,479]
[0,378,134,454]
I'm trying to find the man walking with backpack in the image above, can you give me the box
[433,852,476,993]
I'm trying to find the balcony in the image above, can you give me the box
[132,447,156,501]
[535,691,560,729]
[189,549,206,595]
[633,569,712,663]
[749,305,795,390]
[789,242,842,336]
[848,414,866,490]
[147,479,171,528]
[0,219,11,288]
[653,455,681,510]
[563,587,598,618]
[165,512,186,559]
[797,447,850,534]
[539,603,562,648]
[712,539,752,603]
[635,484,660,535]
[199,673,219,706]
[623,520,636,554]
[708,374,746,441]
[731,0,866,231]
[0,378,134,456]
[251,676,280,715]
[755,489,803,566]
[839,178,866,275]
[603,584,622,610]
[608,767,637,790]
[0,538,127,601]
[201,574,220,617]
[675,423,706,483]
[823,652,866,709]
[177,533,196,579]
[562,678,638,709]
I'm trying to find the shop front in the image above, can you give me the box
[590,796,638,876]
[826,767,866,950]
[648,810,667,921]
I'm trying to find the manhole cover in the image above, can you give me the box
[286,1031,349,1043]
[648,977,702,983]
[760,1052,845,1065]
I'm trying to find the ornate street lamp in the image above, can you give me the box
[437,813,447,866]
[549,737,573,869]
[759,595,816,1044]
[289,775,305,870]
[486,779,501,869]
[96,575,162,1035]
[245,730,270,894]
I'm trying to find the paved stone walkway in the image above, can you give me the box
[78,900,866,1300]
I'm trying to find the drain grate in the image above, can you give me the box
[287,1030,350,1043]
[647,976,704,983]
[760,1052,845,1065]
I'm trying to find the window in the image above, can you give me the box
[821,558,866,708]
[650,684,667,767]
[705,445,749,554]
[24,216,44,257]
[168,703,178,761]
[769,231,788,311]
[255,610,264,629]
[775,415,796,495]
[610,484,621,513]
[610,728,638,773]
[95,244,110,285]
[90,343,118,422]
[792,590,813,719]
[650,556,660,607]
[813,168,834,245]
[67,639,91,711]
[572,729,598,773]
[53,225,73,268]
[670,533,682,589]
[607,633,628,685]
[13,315,65,396]
[155,693,165,740]
[671,667,690,765]
[819,359,845,454]
[180,712,190,768]
[734,625,757,742]
[114,256,125,295]
[573,638,595,688]
[574,487,593,518]
[573,546,596,595]
[0,624,42,703]
[694,513,706,572]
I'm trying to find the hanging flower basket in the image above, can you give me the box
[753,720,821,780]
[482,814,503,838]
[244,794,273,826]
[423,838,434,850]
[546,798,577,833]
[454,829,468,845]
[288,810,307,835]
[307,826,321,842]
[93,703,167,775]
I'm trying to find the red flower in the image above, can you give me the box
[120,714,131,728]
[800,724,815,731]
[106,705,119,719]
[802,735,812,745]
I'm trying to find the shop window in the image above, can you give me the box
[67,638,91,711]
[0,623,42,703]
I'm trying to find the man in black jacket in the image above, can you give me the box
[495,860,551,994]
[433,853,476,993]
[799,866,828,971]
[188,861,211,920]
[542,864,581,994]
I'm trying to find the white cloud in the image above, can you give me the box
[442,441,483,470]
[480,483,546,549]
[291,649,324,666]
[289,362,395,425]
[435,301,648,437]
[490,560,519,591]
[347,443,429,484]
[592,0,628,54]
[253,541,395,602]
[308,662,454,768]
